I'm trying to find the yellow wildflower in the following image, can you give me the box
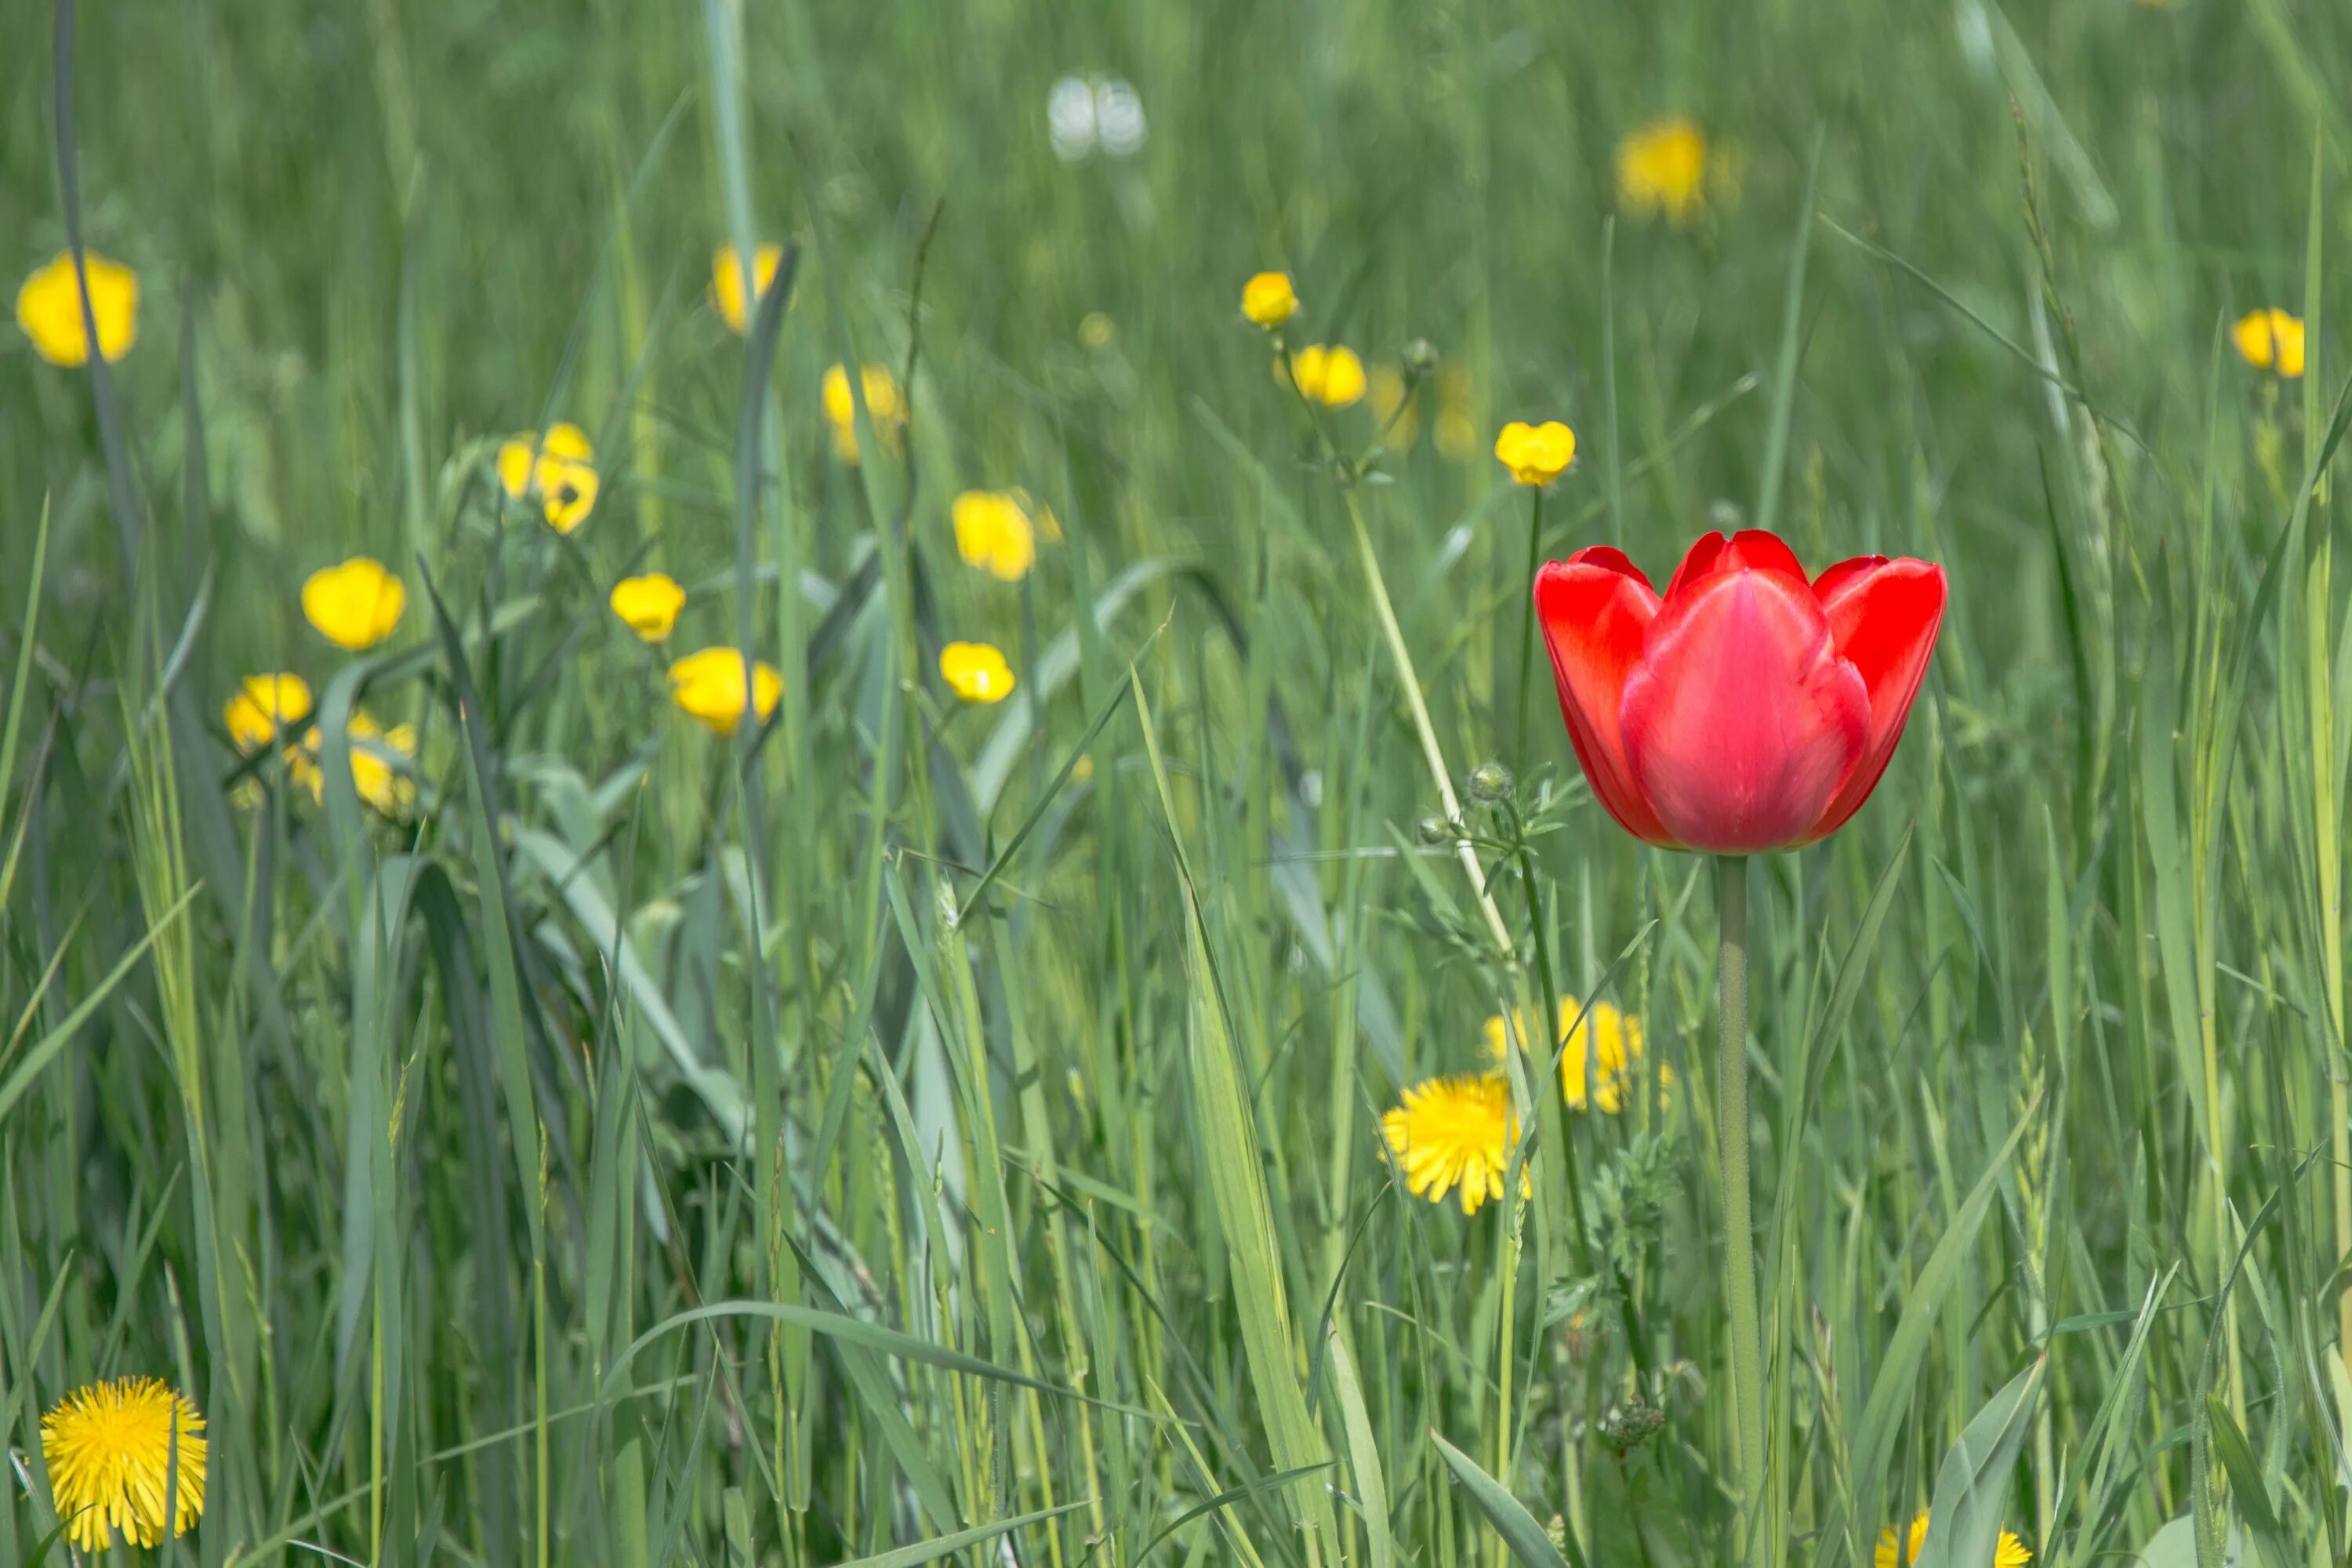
[821,363,906,464]
[41,1377,206,1552]
[223,674,314,754]
[1875,1512,2031,1568]
[670,647,783,735]
[1240,271,1299,328]
[496,421,601,533]
[610,572,686,642]
[952,491,1040,582]
[290,711,417,817]
[1483,995,1665,1114]
[1283,344,1367,408]
[1494,421,1577,487]
[711,243,786,335]
[1381,1076,1529,1215]
[2234,308,2305,378]
[301,557,406,651]
[1435,364,1478,459]
[939,641,1016,703]
[1078,311,1116,347]
[15,250,139,366]
[1618,117,1711,225]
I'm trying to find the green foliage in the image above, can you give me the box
[3,0,2352,1564]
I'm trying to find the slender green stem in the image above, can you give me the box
[1512,487,1544,780]
[1338,487,1517,956]
[1715,855,1766,1566]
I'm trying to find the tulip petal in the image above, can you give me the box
[1534,550,1675,846]
[1621,568,1868,853]
[1806,557,1946,839]
[1663,529,1809,600]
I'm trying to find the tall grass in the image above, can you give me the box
[3,1,2351,1565]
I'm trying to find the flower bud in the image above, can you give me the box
[1468,760,1513,804]
[1402,337,1439,377]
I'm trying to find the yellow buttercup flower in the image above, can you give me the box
[41,1377,206,1552]
[1618,117,1711,226]
[301,557,406,651]
[1494,421,1577,487]
[821,363,906,464]
[1381,1075,1528,1215]
[15,250,139,366]
[2234,308,2305,378]
[1078,311,1116,348]
[712,243,786,335]
[1283,344,1367,408]
[1241,270,1299,328]
[1369,366,1419,451]
[290,711,417,817]
[952,491,1040,582]
[223,674,314,753]
[610,573,686,642]
[1875,1511,2031,1568]
[495,421,601,533]
[939,641,1016,703]
[670,647,783,735]
[1483,995,1664,1114]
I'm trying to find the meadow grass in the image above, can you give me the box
[4,0,2352,1564]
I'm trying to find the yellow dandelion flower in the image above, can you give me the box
[223,674,314,754]
[1483,995,1664,1114]
[1283,344,1367,408]
[300,557,406,651]
[952,490,1039,582]
[41,1377,206,1552]
[2234,308,2305,378]
[711,242,786,335]
[1381,1075,1529,1215]
[1241,270,1300,329]
[1369,366,1419,450]
[1618,117,1711,226]
[1875,1511,2031,1568]
[669,647,783,735]
[940,641,1016,703]
[821,363,906,464]
[289,711,417,817]
[1494,421,1577,487]
[16,250,139,366]
[610,572,686,642]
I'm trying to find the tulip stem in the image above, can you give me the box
[1511,488,1544,780]
[1715,853,1766,1568]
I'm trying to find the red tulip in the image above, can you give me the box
[1534,529,1945,855]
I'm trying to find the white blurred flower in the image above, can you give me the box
[1048,76,1096,163]
[1094,77,1147,158]
[1047,74,1147,164]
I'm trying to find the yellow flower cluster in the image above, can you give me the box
[1384,996,1668,1215]
[497,421,601,533]
[822,363,906,464]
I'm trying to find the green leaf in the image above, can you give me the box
[1911,1357,2045,1568]
[1428,1428,1583,1568]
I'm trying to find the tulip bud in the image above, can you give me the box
[1402,337,1439,377]
[1468,760,1513,804]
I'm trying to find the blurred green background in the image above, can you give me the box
[3,0,2351,1563]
